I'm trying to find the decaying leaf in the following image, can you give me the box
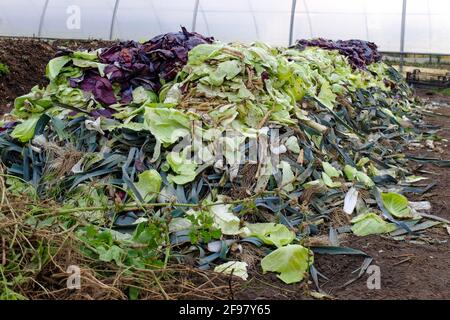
[261,245,314,284]
[241,223,295,248]
[214,261,248,280]
[381,192,412,218]
[351,213,396,236]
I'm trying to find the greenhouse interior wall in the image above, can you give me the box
[0,0,449,56]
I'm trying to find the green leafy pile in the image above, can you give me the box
[0,35,434,287]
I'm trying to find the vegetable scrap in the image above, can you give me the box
[1,30,447,290]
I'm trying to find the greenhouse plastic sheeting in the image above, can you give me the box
[0,0,449,54]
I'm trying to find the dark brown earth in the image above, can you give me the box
[0,38,115,114]
[316,92,450,300]
[0,39,449,300]
[233,90,450,300]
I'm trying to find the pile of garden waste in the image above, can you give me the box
[0,28,442,290]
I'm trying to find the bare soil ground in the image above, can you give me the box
[233,89,450,300]
[0,39,449,300]
[0,38,115,114]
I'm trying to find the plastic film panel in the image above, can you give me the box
[0,0,46,37]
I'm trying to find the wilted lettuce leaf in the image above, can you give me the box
[303,179,326,190]
[187,43,224,66]
[261,244,313,284]
[278,161,295,192]
[208,196,241,235]
[162,83,182,104]
[317,81,337,110]
[205,60,242,86]
[322,161,342,177]
[285,136,300,153]
[72,58,106,76]
[208,103,238,127]
[219,135,245,167]
[13,86,53,117]
[118,122,147,132]
[144,107,191,146]
[351,212,396,236]
[381,192,412,218]
[54,86,90,108]
[132,86,158,104]
[344,165,374,187]
[242,223,295,248]
[356,171,375,187]
[214,261,248,280]
[46,56,71,80]
[166,151,197,185]
[344,165,358,180]
[11,114,41,142]
[134,170,162,202]
[71,50,99,61]
[321,172,342,188]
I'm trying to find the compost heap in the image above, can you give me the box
[0,32,435,285]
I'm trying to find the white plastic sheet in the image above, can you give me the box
[0,0,448,54]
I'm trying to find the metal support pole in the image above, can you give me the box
[192,0,200,32]
[303,0,313,38]
[38,0,50,38]
[109,0,120,40]
[363,0,370,41]
[289,0,297,46]
[399,0,407,73]
[248,0,260,40]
